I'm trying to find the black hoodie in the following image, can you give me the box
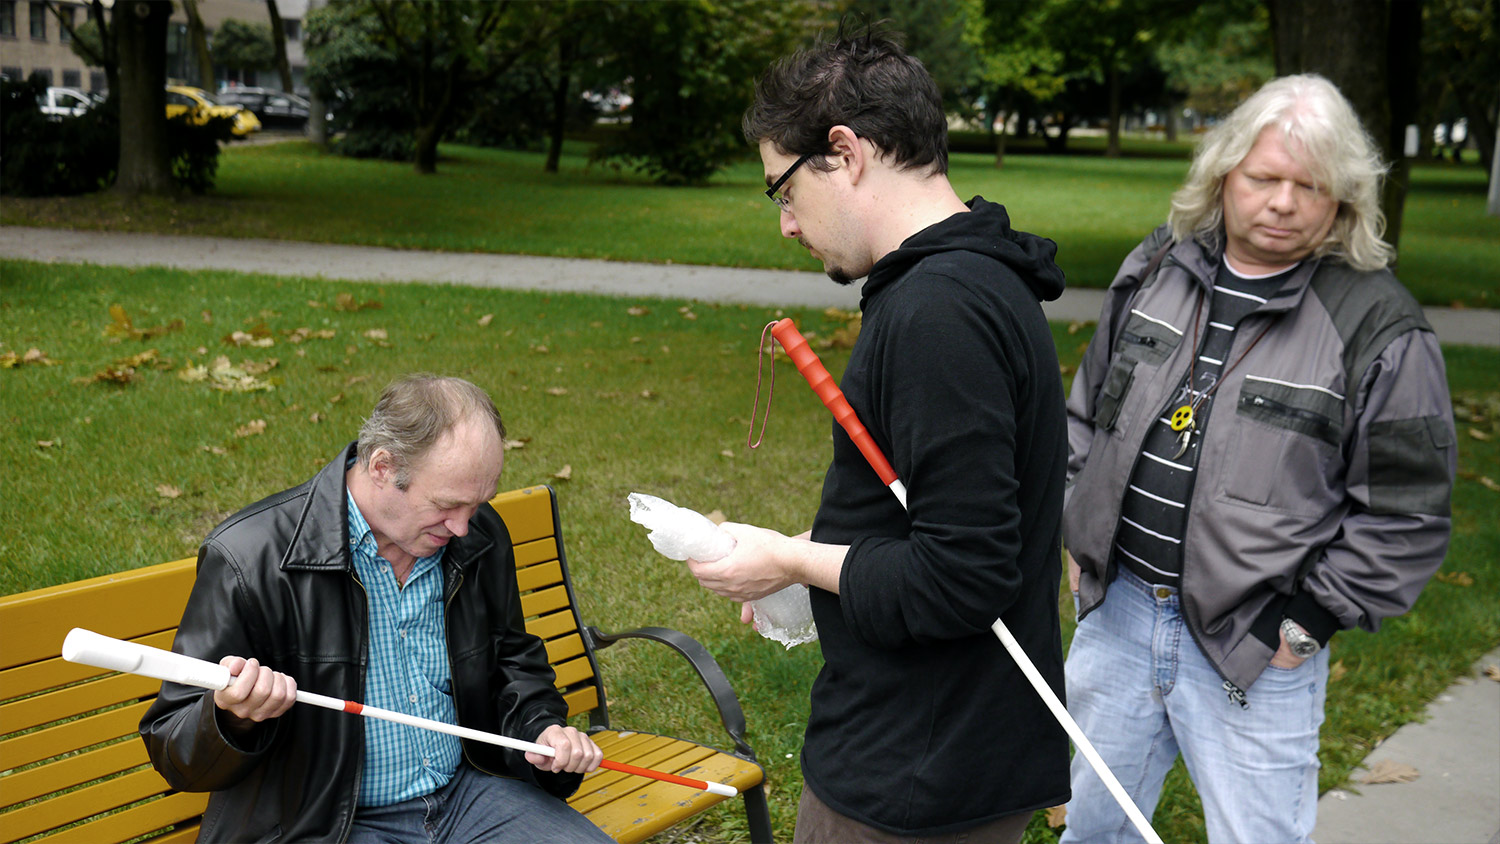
[803,197,1071,834]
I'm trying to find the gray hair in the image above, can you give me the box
[1168,73,1394,271]
[356,374,505,490]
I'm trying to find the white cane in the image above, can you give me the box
[62,628,737,796]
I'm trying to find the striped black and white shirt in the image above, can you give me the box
[1113,260,1297,585]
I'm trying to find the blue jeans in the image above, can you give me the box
[1061,569,1328,844]
[346,763,611,844]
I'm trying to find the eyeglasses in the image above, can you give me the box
[765,153,813,212]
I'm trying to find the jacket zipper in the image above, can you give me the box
[1244,393,1335,438]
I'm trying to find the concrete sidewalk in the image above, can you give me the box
[2,226,1496,346]
[1313,646,1500,844]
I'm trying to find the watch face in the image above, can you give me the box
[1290,639,1319,658]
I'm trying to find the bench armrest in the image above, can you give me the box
[583,625,756,761]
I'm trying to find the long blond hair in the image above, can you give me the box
[1169,74,1393,271]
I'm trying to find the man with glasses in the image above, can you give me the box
[685,23,1071,843]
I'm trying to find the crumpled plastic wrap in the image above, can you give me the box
[627,492,817,649]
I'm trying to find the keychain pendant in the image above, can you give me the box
[1172,427,1193,460]
[1169,405,1195,432]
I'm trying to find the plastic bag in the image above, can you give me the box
[627,492,817,649]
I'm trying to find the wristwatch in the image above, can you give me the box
[1280,618,1320,658]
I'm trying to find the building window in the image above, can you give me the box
[62,68,80,87]
[283,18,300,41]
[1,2,15,38]
[32,67,52,85]
[89,70,105,93]
[59,4,72,41]
[29,0,44,39]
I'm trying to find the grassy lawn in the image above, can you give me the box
[2,139,1496,307]
[3,260,1497,843]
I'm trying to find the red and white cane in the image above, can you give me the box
[769,318,1162,843]
[62,628,737,797]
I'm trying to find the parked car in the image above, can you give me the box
[39,86,99,119]
[165,85,261,136]
[215,87,312,129]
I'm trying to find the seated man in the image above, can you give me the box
[141,374,612,844]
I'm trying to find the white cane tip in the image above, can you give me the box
[706,782,737,797]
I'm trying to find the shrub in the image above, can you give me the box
[1,75,117,196]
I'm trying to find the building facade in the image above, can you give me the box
[0,0,310,94]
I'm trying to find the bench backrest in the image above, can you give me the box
[0,484,605,843]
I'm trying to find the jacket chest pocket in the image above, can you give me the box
[1220,376,1345,514]
[1093,315,1183,432]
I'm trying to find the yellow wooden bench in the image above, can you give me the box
[0,484,771,843]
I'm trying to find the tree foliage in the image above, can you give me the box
[213,18,277,74]
[589,0,821,185]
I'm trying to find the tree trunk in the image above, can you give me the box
[113,0,174,197]
[545,33,575,174]
[993,122,1008,169]
[182,0,214,90]
[265,0,294,92]
[1488,122,1500,216]
[1165,99,1179,143]
[1106,65,1122,158]
[304,0,327,145]
[414,124,439,174]
[1269,0,1416,250]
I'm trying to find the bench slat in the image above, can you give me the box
[513,537,560,570]
[526,609,578,641]
[516,560,563,593]
[520,585,570,619]
[562,686,599,718]
[30,791,208,844]
[1,767,175,843]
[1,701,153,772]
[551,655,595,689]
[0,560,196,671]
[490,487,556,546]
[1,672,162,735]
[543,632,585,665]
[0,738,146,810]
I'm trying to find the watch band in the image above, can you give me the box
[1280,618,1320,658]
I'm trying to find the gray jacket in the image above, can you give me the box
[1064,226,1456,693]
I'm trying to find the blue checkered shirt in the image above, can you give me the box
[347,491,463,807]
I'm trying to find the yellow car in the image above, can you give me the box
[165,85,261,136]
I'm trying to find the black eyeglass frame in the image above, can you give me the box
[764,153,814,211]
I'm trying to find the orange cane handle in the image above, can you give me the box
[770,318,899,485]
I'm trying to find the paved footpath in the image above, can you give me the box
[4,225,1499,843]
[2,226,1497,347]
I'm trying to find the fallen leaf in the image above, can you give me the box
[225,330,275,348]
[1361,760,1420,784]
[1478,476,1500,492]
[552,464,573,481]
[156,484,182,499]
[1483,664,1500,682]
[626,306,649,316]
[640,389,657,400]
[234,419,267,438]
[329,392,345,404]
[545,387,569,396]
[104,305,183,341]
[201,310,213,323]
[363,328,388,341]
[1329,660,1347,682]
[1469,428,1491,441]
[720,449,734,458]
[704,509,727,525]
[504,437,530,451]
[478,314,494,327]
[1045,806,1067,828]
[201,445,228,455]
[309,412,324,424]
[178,364,209,383]
[36,439,59,449]
[2,348,59,368]
[1435,571,1474,587]
[334,293,382,311]
[532,345,550,354]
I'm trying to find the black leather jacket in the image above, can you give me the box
[140,443,579,843]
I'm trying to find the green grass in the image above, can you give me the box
[3,260,1497,843]
[3,139,1496,306]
